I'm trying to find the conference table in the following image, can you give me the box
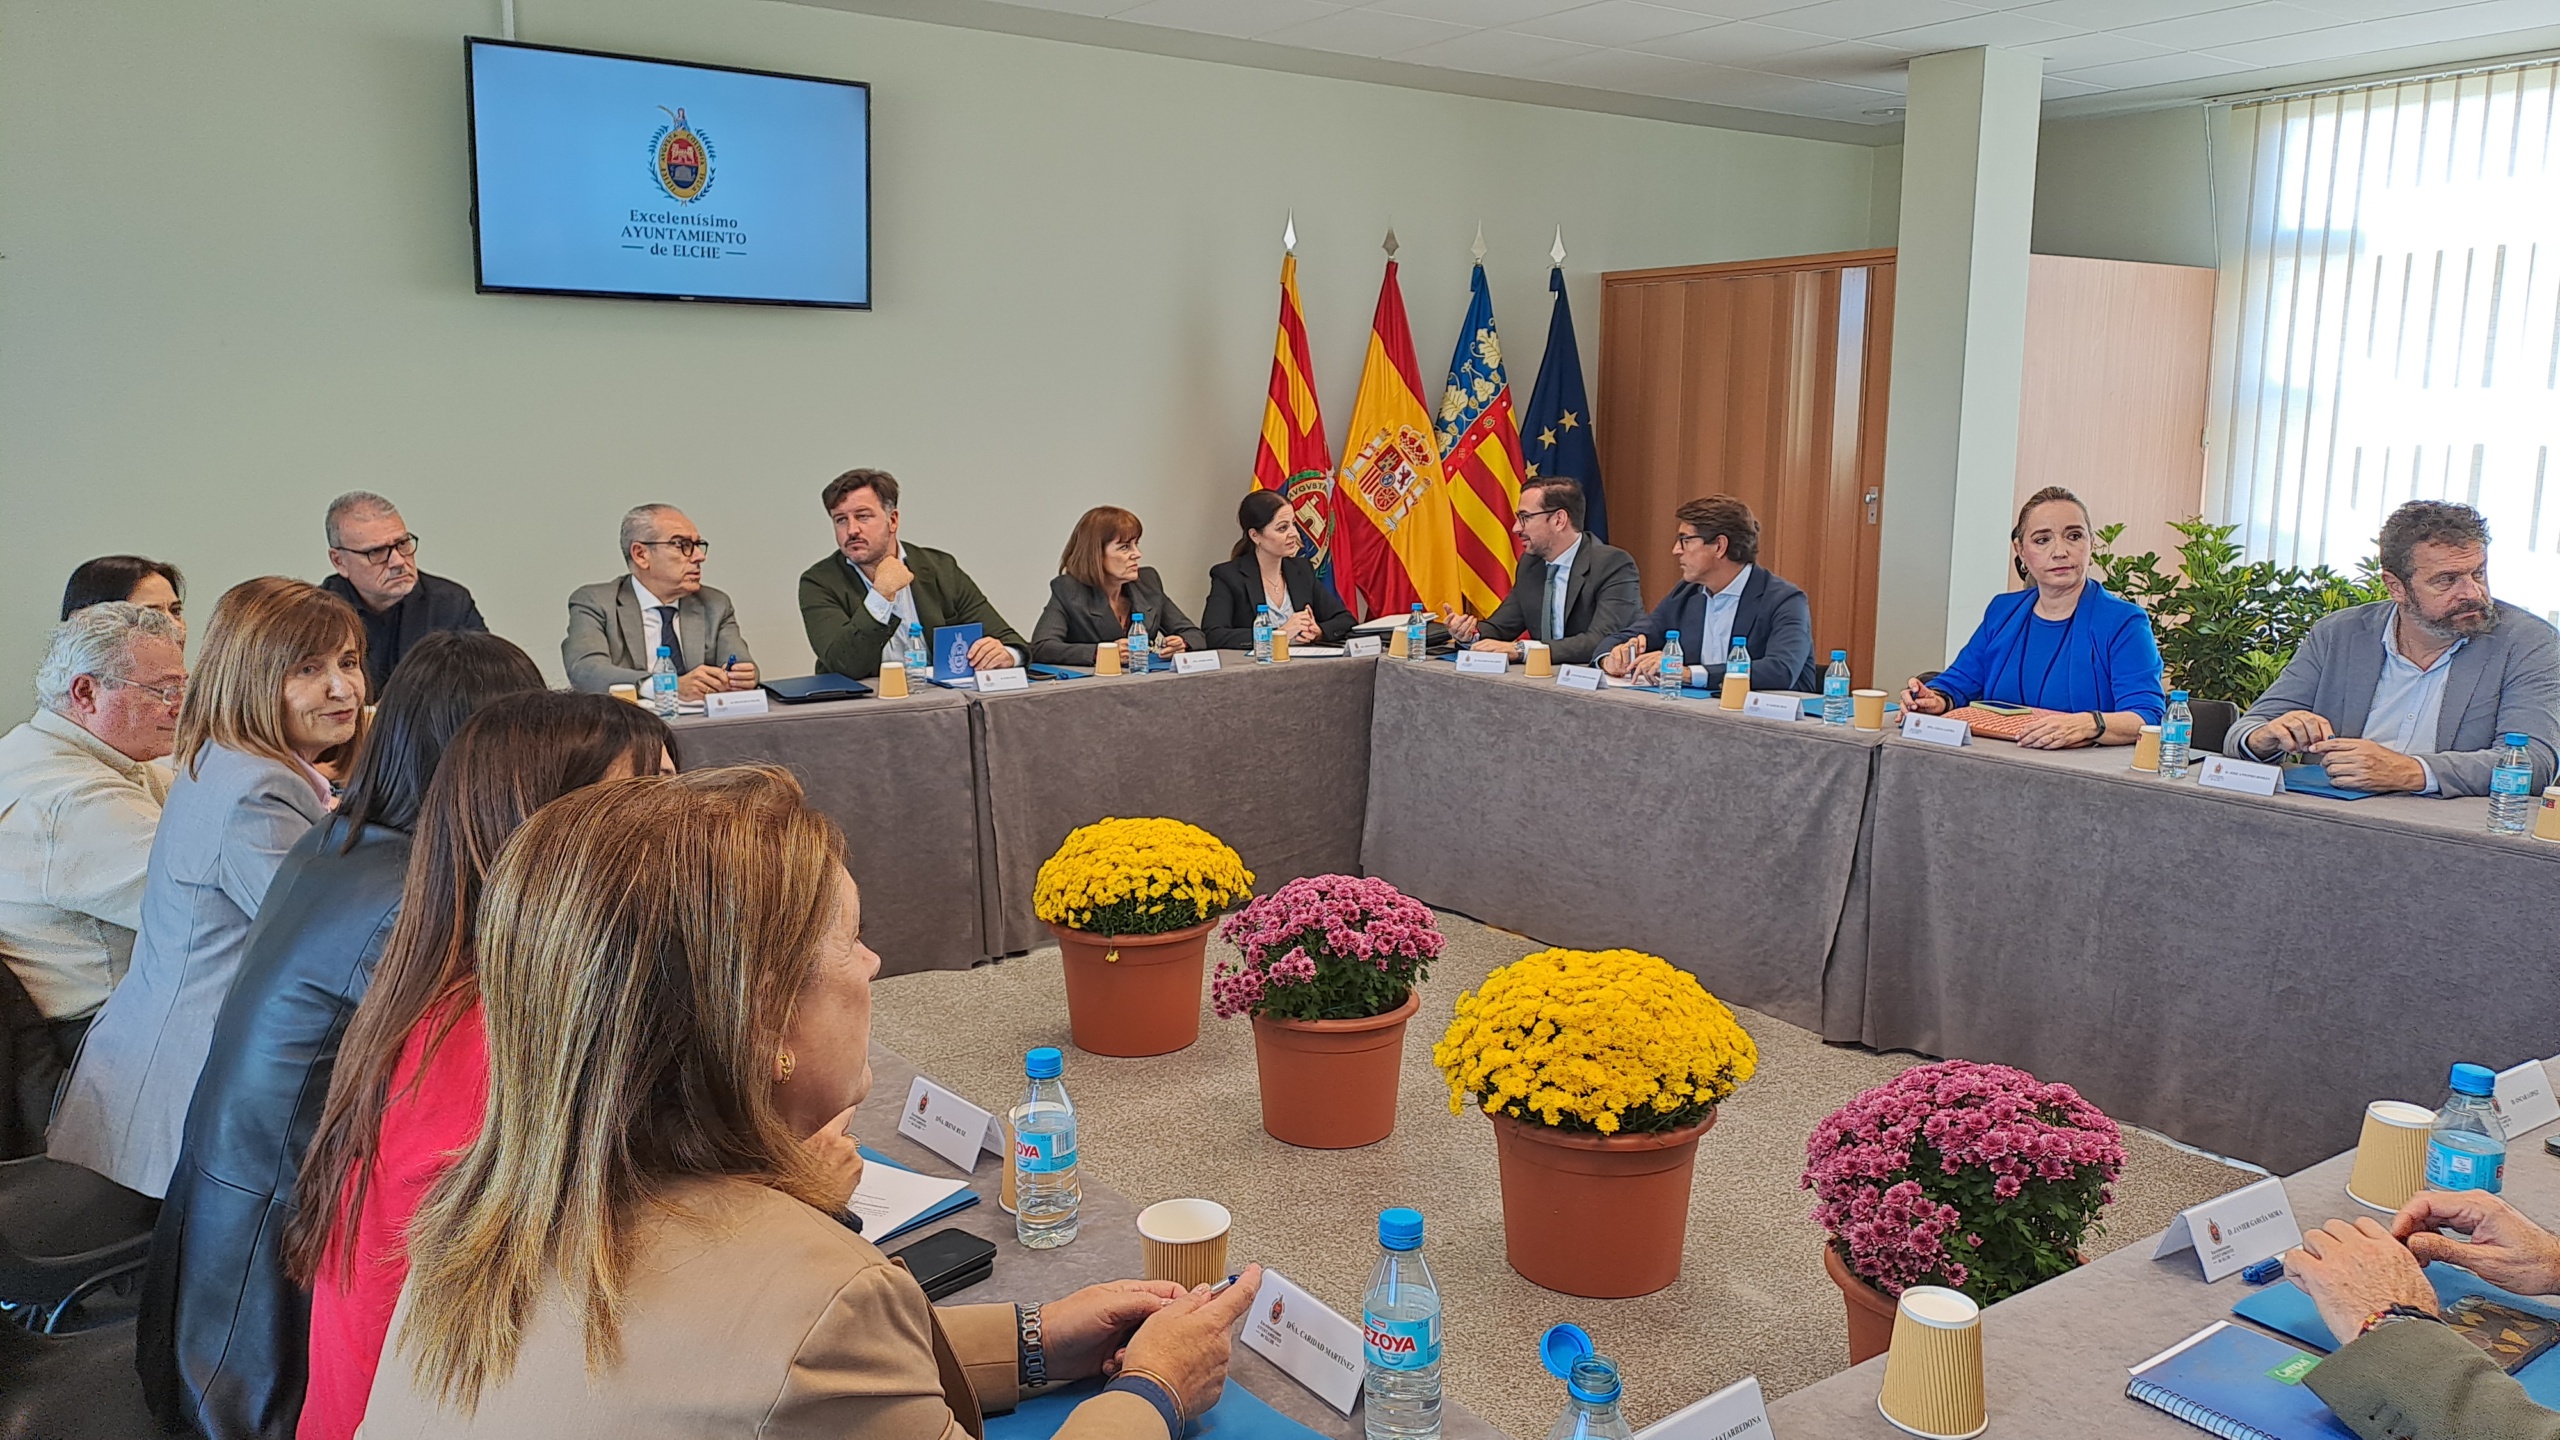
[863,1041,1506,1440]
[1768,1101,2560,1436]
[682,654,2560,1172]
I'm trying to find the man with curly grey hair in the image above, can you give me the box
[2229,500,2560,796]
[0,602,189,1065]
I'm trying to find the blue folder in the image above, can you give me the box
[986,1378,1324,1440]
[2233,1263,2560,1407]
[854,1145,980,1244]
[760,674,873,703]
[2280,764,2379,801]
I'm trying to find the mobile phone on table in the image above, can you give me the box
[890,1228,997,1301]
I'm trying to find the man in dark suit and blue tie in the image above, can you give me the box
[1598,495,1816,691]
[1442,477,1642,668]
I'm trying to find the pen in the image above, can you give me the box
[1204,1274,1240,1298]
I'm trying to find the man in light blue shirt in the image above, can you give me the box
[2230,500,2560,796]
[1598,495,1816,691]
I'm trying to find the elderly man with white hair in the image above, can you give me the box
[0,602,189,1061]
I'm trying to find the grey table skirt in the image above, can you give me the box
[1768,1105,2560,1437]
[862,1041,1506,1440]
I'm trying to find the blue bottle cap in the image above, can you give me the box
[1540,1323,1592,1379]
[2450,1062,2496,1096]
[1257,604,1270,614]
[1378,1207,1424,1250]
[2502,732,2528,746]
[1131,612,1145,623]
[1832,649,1847,660]
[2171,689,2189,701]
[1666,630,1680,640]
[1411,604,1426,613]
[657,646,672,657]
[1025,1046,1063,1080]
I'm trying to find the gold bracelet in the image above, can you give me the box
[1115,1365,1188,1433]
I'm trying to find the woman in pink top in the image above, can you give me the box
[284,693,671,1440]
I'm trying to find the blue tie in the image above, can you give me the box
[656,606,681,669]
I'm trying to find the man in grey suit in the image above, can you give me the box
[2228,500,2558,796]
[563,504,757,699]
[1441,477,1643,668]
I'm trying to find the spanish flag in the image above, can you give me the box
[1250,249,1338,584]
[1436,262,1526,614]
[1335,243,1463,619]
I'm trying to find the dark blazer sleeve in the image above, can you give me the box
[800,557,894,680]
[563,583,642,693]
[1200,561,1256,651]
[704,589,754,670]
[2305,1313,2560,1440]
[1603,589,1678,656]
[1295,560,1355,644]
[1029,576,1102,668]
[1478,565,1538,644]
[930,553,1027,656]
[2228,608,2342,758]
[1755,580,1816,692]
[1141,570,1208,654]
[1555,545,1644,667]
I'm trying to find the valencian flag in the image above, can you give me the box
[1334,234,1464,619]
[1251,242,1338,585]
[1436,259,1527,615]
[1520,250,1609,543]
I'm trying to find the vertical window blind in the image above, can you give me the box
[2210,59,2560,627]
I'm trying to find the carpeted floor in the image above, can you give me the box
[871,914,2255,1440]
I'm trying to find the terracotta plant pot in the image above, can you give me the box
[1051,919,1215,1057]
[1249,990,1419,1149]
[1489,1108,1716,1298]
[1823,1244,1900,1366]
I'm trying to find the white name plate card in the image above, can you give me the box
[2493,1057,2560,1136]
[1636,1376,1772,1440]
[1173,651,1222,675]
[1740,691,1799,722]
[1240,1268,1363,1414]
[2196,755,2283,796]
[1901,711,1971,747]
[897,1074,1000,1172]
[702,689,769,718]
[1556,665,1604,692]
[1454,650,1509,676]
[973,667,1030,694]
[1345,636,1383,658]
[2153,1175,2303,1282]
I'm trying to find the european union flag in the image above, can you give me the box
[1519,265,1609,543]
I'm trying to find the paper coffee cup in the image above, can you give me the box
[1137,1199,1231,1289]
[2131,725,2162,772]
[1720,673,1749,710]
[876,664,910,698]
[609,684,640,706]
[2535,786,2560,842]
[1853,689,1887,730]
[2346,1100,2436,1213]
[1522,640,1553,677]
[1094,643,1123,676]
[1877,1286,1987,1440]
[1271,631,1290,663]
[1388,626,1410,658]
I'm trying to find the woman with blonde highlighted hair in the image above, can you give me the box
[52,577,370,1198]
[359,766,1260,1440]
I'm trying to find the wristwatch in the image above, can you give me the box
[2086,710,2107,743]
[2359,1303,2442,1337]
[1017,1303,1048,1389]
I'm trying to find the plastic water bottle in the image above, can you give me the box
[2426,1062,2507,1195]
[2488,732,2535,833]
[1538,1327,1632,1440]
[2160,690,2193,778]
[647,645,679,718]
[905,622,925,676]
[1362,1207,1441,1440]
[1011,1047,1080,1247]
[1823,650,1853,726]
[880,623,911,678]
[1125,612,1149,675]
[1406,605,1429,662]
[1253,604,1274,664]
[1725,636,1751,687]
[1657,630,1683,693]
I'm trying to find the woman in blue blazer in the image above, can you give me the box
[1899,487,2167,748]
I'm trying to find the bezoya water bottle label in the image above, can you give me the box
[1362,1311,1440,1371]
[2492,766,2534,796]
[2424,1135,2504,1191]
[2162,720,2191,746]
[1015,1128,1077,1175]
[1825,675,1850,697]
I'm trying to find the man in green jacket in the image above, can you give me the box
[799,468,1027,679]
[2288,1190,2560,1439]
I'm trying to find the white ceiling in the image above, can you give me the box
[804,0,2560,141]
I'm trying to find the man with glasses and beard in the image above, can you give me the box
[319,491,486,697]
[2229,500,2560,796]
[564,504,756,701]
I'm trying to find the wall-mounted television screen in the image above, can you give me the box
[466,38,870,308]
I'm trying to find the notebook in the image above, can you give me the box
[759,674,873,704]
[2279,764,2379,801]
[2125,1321,2356,1439]
[2233,1262,2560,1406]
[1948,704,2048,742]
[986,1378,1324,1440]
[848,1145,979,1244]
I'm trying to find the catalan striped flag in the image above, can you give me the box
[1436,262,1526,614]
[1250,250,1338,584]
[1334,245,1463,619]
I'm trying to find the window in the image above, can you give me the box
[2209,60,2560,627]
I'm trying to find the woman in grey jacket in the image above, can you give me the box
[49,577,369,1199]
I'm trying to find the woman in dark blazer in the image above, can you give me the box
[1030,506,1208,666]
[1202,489,1354,650]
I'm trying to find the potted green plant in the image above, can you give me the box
[2093,518,2383,706]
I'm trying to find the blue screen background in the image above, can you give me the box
[469,42,870,305]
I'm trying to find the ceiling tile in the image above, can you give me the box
[2115,2,2345,51]
[2294,0,2496,18]
[2009,29,2179,68]
[2011,0,2231,26]
[1753,36,1910,84]
[1769,0,1992,40]
[2052,48,2255,88]
[1531,45,1717,92]
[1254,5,1472,55]
[1862,10,2082,50]
[2042,72,2109,97]
[1106,0,1342,39]
[1631,18,1838,63]
[1629,0,1846,18]
[1396,26,1605,75]
[985,0,1144,15]
[1364,0,1585,26]
[1512,0,1726,46]
[2302,0,2560,48]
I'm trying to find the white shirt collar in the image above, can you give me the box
[630,574,682,619]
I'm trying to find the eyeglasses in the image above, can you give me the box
[332,534,420,566]
[95,674,186,707]
[1671,533,1707,549]
[640,537,711,558]
[1513,508,1560,523]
